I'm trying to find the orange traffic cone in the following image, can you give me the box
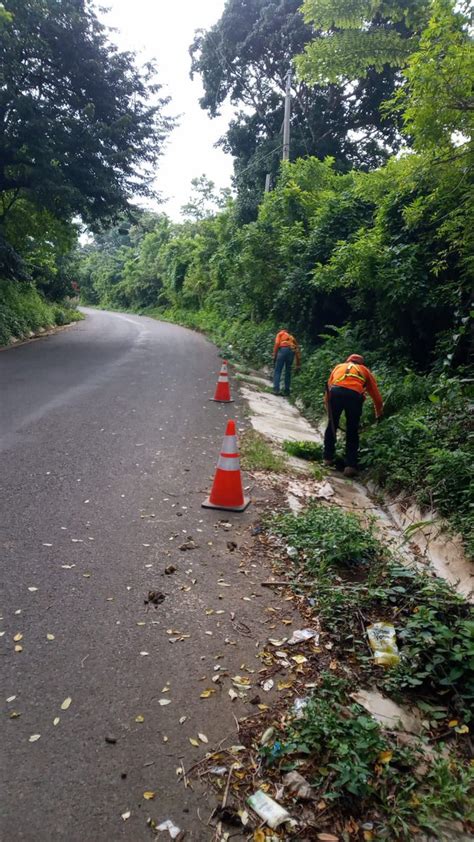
[211,360,234,402]
[202,420,250,512]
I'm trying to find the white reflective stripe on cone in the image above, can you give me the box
[218,376,229,383]
[221,364,228,372]
[217,456,241,471]
[221,436,238,454]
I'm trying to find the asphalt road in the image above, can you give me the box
[0,310,282,841]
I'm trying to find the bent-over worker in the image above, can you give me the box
[324,354,383,477]
[272,329,301,396]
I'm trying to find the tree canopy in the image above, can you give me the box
[0,0,173,230]
[190,0,407,220]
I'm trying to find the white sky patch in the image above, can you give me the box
[99,0,234,220]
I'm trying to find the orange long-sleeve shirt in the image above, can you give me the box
[327,362,384,417]
[273,331,301,366]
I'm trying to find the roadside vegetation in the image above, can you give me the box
[76,0,473,556]
[0,281,82,346]
[0,0,172,342]
[198,501,473,839]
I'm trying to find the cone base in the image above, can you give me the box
[201,496,250,512]
[209,398,234,403]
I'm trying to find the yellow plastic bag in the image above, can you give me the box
[367,622,400,666]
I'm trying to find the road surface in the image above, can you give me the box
[0,310,276,841]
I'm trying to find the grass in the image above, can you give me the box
[282,439,324,461]
[239,429,286,472]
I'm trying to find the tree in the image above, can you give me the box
[394,0,474,153]
[296,0,430,85]
[190,0,406,221]
[0,0,173,232]
[181,175,232,221]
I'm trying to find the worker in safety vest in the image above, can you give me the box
[324,354,383,477]
[273,329,301,396]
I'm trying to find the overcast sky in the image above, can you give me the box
[99,0,234,220]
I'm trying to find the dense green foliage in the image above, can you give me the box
[0,280,82,346]
[190,0,407,219]
[78,0,473,550]
[0,0,171,336]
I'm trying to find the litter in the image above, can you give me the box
[247,790,293,829]
[288,628,319,646]
[292,697,310,719]
[367,622,400,666]
[209,766,228,776]
[156,819,181,839]
[282,771,315,800]
[286,546,298,559]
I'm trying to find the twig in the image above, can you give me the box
[180,760,189,789]
[80,654,89,668]
[222,763,234,809]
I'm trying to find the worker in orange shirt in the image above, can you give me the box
[272,329,301,396]
[324,354,383,477]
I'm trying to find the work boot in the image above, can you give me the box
[343,466,357,478]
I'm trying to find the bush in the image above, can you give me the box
[0,280,81,345]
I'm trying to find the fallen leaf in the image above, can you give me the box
[291,654,308,665]
[28,587,38,592]
[6,696,16,703]
[317,835,339,842]
[378,750,393,764]
[46,633,55,641]
[200,689,215,698]
[262,679,274,692]
[14,645,23,653]
[9,711,21,719]
[198,733,208,743]
[189,738,200,747]
[29,734,41,742]
[143,791,156,800]
[455,724,469,734]
[13,633,23,642]
[53,717,60,726]
[179,716,187,725]
[135,715,144,723]
[159,698,171,706]
[448,719,459,727]
[121,810,131,821]
[140,651,150,656]
[228,689,238,701]
[61,697,72,711]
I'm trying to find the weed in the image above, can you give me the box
[267,673,474,838]
[282,439,324,461]
[239,429,286,473]
[272,504,474,718]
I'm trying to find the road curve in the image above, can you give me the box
[0,309,256,841]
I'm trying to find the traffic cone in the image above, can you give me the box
[211,360,234,402]
[202,420,250,512]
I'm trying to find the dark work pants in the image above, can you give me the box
[273,347,294,394]
[324,385,364,468]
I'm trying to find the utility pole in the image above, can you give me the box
[264,173,272,192]
[282,68,292,161]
